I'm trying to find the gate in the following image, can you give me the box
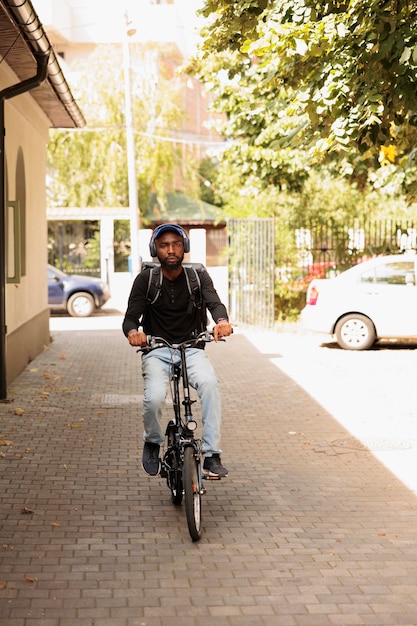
[228,218,275,328]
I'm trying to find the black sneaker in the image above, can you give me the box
[142,441,160,476]
[203,454,228,478]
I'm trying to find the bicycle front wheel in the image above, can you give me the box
[183,445,202,541]
[166,423,183,505]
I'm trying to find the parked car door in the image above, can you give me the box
[354,258,417,336]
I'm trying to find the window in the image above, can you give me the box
[359,268,376,284]
[16,147,26,276]
[360,261,415,286]
[6,201,21,284]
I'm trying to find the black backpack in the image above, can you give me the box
[141,262,208,331]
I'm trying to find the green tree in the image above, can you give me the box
[47,43,197,213]
[194,0,417,200]
[48,46,127,207]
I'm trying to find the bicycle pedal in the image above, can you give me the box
[202,474,222,481]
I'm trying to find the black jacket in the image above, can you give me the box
[122,266,228,344]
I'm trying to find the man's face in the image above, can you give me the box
[155,231,184,270]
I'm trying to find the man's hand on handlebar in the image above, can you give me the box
[128,324,232,348]
[213,319,233,342]
[127,329,148,347]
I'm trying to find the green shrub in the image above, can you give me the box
[274,282,306,322]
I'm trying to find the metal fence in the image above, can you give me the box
[227,218,417,329]
[292,219,417,278]
[228,218,275,328]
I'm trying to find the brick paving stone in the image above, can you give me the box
[1,327,417,625]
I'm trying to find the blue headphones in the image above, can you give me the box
[149,223,190,257]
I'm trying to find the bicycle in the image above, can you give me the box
[138,330,225,541]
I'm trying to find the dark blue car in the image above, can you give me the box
[48,264,111,317]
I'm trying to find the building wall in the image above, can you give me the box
[2,62,51,383]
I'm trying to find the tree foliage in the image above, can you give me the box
[194,0,417,201]
[47,43,195,213]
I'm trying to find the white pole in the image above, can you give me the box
[123,12,140,275]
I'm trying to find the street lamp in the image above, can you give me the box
[123,12,140,274]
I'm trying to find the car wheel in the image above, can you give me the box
[67,292,95,317]
[335,314,376,351]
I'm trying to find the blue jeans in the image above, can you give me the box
[141,347,222,456]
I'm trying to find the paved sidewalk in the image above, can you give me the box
[1,322,417,625]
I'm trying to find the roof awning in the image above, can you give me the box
[0,0,85,128]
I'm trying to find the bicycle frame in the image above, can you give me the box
[161,343,202,484]
[171,343,197,429]
[140,331,216,541]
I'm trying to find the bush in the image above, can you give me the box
[274,282,306,322]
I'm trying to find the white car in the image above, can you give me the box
[301,254,417,350]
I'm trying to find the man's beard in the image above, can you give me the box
[159,254,184,271]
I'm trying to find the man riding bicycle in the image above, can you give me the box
[122,223,232,478]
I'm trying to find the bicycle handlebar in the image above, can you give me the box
[137,330,220,353]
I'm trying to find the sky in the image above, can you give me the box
[35,0,205,57]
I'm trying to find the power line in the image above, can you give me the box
[53,125,227,147]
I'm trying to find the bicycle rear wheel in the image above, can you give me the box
[183,445,202,541]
